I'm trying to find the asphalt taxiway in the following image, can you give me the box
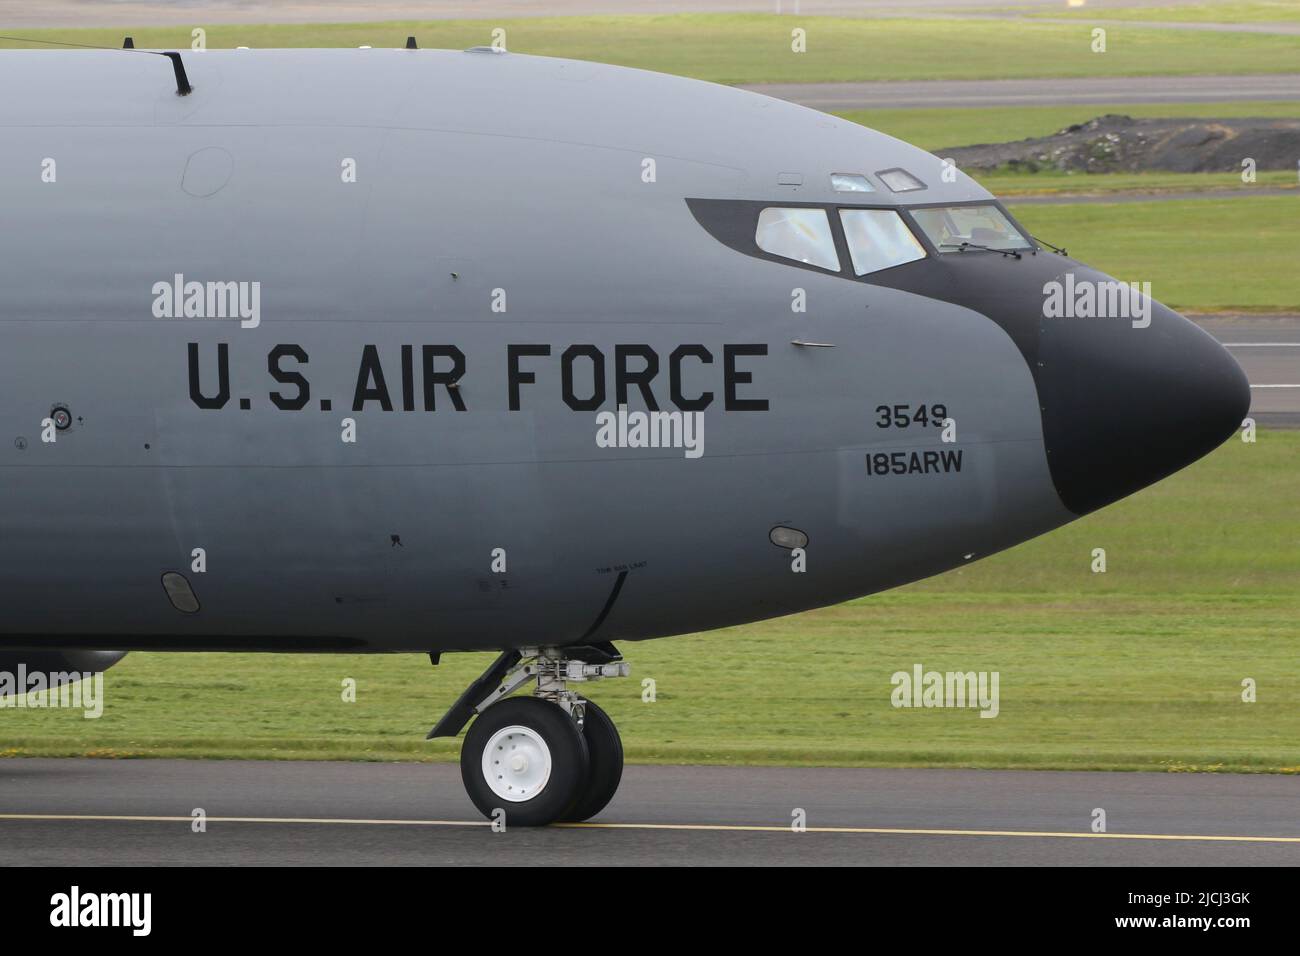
[1196,315,1300,427]
[1,759,1295,866]
[7,1,1300,30]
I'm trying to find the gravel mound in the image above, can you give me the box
[940,114,1300,174]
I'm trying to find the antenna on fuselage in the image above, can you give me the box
[161,51,192,95]
[406,35,418,49]
[0,34,193,96]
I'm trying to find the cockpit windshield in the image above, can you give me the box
[910,204,1032,254]
[839,209,926,275]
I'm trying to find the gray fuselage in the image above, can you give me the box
[0,49,1248,655]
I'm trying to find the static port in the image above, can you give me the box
[769,526,809,550]
[161,572,200,614]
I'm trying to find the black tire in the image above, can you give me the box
[561,699,624,822]
[461,697,589,827]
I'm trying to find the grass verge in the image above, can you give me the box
[1007,196,1300,311]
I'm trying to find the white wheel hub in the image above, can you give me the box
[482,724,552,802]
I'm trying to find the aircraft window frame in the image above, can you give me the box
[684,197,945,282]
[830,173,876,194]
[875,168,927,193]
[901,200,1036,256]
[837,208,928,276]
[754,206,841,272]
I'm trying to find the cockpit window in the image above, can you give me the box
[839,209,927,275]
[876,168,926,193]
[830,173,875,193]
[910,204,1032,254]
[755,207,840,271]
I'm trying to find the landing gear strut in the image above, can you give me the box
[429,644,630,827]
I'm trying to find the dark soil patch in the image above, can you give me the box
[941,114,1300,174]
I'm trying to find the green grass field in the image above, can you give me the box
[1006,196,1300,312]
[5,433,1297,773]
[982,169,1297,196]
[6,14,1300,83]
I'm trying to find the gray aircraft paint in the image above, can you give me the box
[0,50,1228,656]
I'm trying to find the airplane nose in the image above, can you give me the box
[1036,270,1251,515]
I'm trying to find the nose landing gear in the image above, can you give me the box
[429,644,629,827]
[462,696,589,826]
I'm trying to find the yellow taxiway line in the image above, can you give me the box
[0,813,1297,843]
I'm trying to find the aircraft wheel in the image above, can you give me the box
[461,696,589,827]
[562,699,624,822]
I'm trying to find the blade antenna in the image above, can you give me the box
[0,34,193,95]
[162,51,192,95]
